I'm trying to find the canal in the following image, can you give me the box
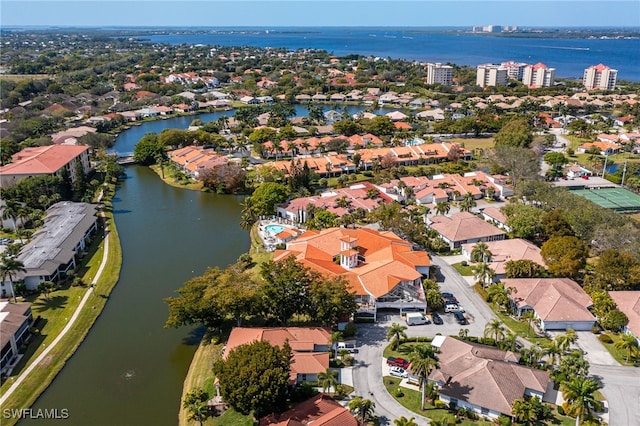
[24,163,249,424]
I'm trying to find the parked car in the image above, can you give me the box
[453,310,468,325]
[387,357,410,369]
[445,303,460,313]
[389,366,408,378]
[431,313,443,325]
[336,341,358,354]
[406,312,429,326]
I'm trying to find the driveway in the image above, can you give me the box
[353,319,431,425]
[575,332,620,367]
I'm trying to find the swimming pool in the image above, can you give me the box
[265,224,285,235]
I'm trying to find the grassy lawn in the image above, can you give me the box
[210,408,255,426]
[178,338,228,425]
[383,376,491,425]
[326,173,372,187]
[0,183,122,425]
[383,339,435,359]
[451,261,475,276]
[598,333,640,366]
[150,164,204,191]
[451,137,495,151]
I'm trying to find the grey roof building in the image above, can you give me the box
[7,202,98,290]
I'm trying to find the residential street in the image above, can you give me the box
[590,364,640,426]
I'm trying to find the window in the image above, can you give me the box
[481,407,489,415]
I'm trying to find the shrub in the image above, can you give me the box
[334,384,347,399]
[394,388,404,397]
[461,260,468,266]
[497,414,512,426]
[591,324,601,334]
[557,404,565,415]
[598,334,614,344]
[434,399,447,409]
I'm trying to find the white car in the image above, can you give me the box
[389,366,408,378]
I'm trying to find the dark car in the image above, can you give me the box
[453,310,467,325]
[431,313,443,325]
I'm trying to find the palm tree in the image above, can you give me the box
[434,201,450,216]
[317,367,339,394]
[470,241,492,263]
[182,388,212,426]
[486,282,510,312]
[408,344,439,410]
[511,398,538,425]
[37,281,56,301]
[521,309,536,337]
[2,199,24,243]
[472,262,495,287]
[348,396,375,426]
[545,341,563,367]
[429,418,455,426]
[458,193,477,212]
[386,323,408,351]
[239,198,258,230]
[1,255,26,303]
[394,416,419,426]
[484,319,506,345]
[556,328,578,352]
[560,376,603,425]
[615,333,640,363]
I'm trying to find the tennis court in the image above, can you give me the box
[571,187,640,212]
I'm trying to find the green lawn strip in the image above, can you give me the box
[326,173,371,187]
[0,185,122,424]
[383,376,490,426]
[210,408,255,426]
[450,137,495,151]
[598,333,639,366]
[149,164,204,191]
[451,261,475,276]
[178,339,226,426]
[383,340,434,359]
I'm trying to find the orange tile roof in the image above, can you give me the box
[260,394,358,426]
[608,291,640,338]
[279,227,429,298]
[1,145,89,176]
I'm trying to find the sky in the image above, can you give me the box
[2,0,639,28]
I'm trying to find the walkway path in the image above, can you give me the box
[0,224,110,406]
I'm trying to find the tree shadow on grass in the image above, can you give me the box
[31,294,68,311]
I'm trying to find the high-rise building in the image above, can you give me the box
[426,62,453,86]
[476,64,508,88]
[522,63,556,88]
[583,64,618,90]
[501,61,528,80]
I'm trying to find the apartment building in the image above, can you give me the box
[501,61,527,80]
[476,64,508,87]
[583,63,618,91]
[522,62,556,88]
[426,62,453,86]
[0,145,91,188]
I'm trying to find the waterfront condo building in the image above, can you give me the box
[522,63,556,88]
[500,61,528,80]
[583,64,618,91]
[476,64,508,87]
[426,62,453,86]
[0,145,91,188]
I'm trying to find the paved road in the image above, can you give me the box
[354,319,431,425]
[429,255,498,337]
[590,364,640,426]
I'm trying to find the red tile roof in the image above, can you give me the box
[1,145,89,176]
[259,394,358,426]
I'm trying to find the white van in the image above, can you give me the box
[406,312,429,325]
[445,304,460,313]
[336,341,358,353]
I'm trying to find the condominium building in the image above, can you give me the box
[0,145,91,188]
[583,63,618,90]
[501,61,528,81]
[522,63,556,88]
[426,62,453,86]
[476,64,508,87]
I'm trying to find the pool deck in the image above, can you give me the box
[257,218,304,251]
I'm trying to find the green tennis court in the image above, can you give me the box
[571,187,640,212]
